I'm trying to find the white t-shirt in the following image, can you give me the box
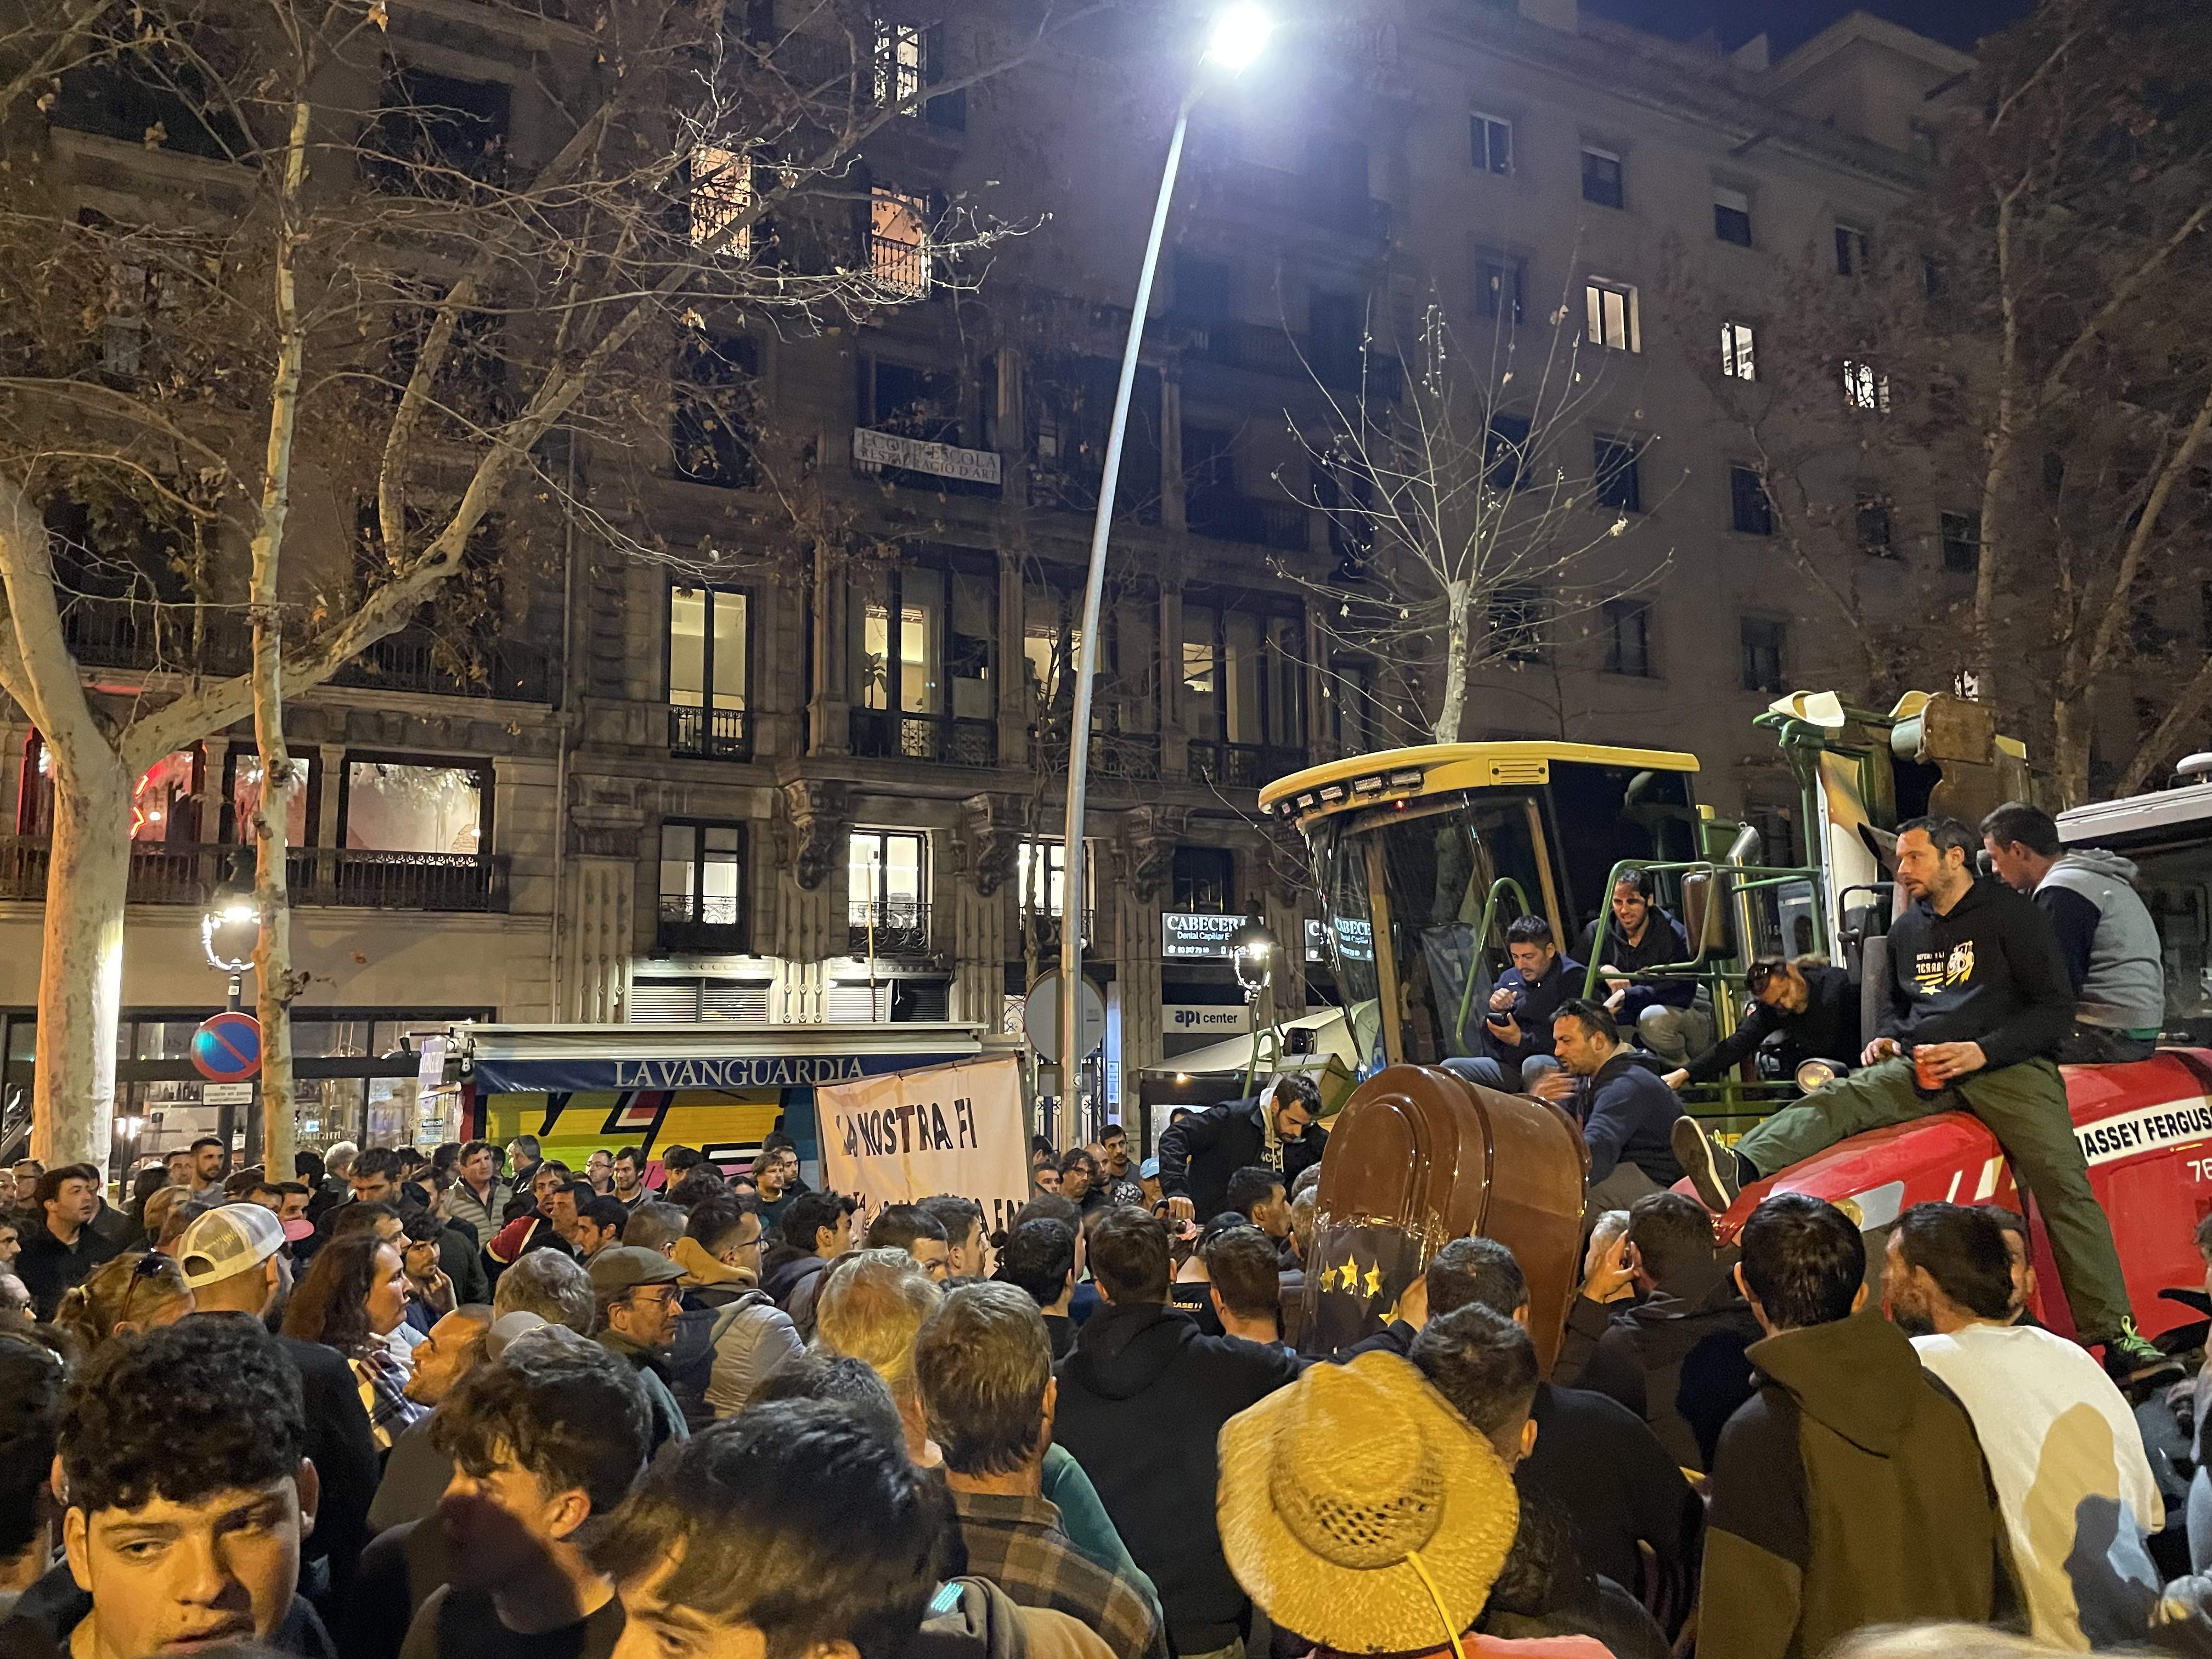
[1912,1321,2164,1650]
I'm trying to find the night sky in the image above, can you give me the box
[1585,0,2039,54]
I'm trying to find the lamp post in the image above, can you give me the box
[1230,913,1279,1094]
[200,847,258,1158]
[1057,2,1272,1151]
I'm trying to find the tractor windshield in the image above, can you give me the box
[2124,836,2212,1045]
[1313,792,1553,1072]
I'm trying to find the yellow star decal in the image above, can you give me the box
[1326,1261,1349,1292]
[1363,1264,1384,1300]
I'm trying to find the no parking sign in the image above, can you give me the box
[191,1012,263,1083]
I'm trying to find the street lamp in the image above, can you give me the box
[201,847,257,1008]
[1230,915,1278,1092]
[1057,4,1271,1150]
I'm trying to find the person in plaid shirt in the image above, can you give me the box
[915,1282,1169,1659]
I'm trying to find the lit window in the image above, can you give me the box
[1713,187,1752,247]
[1471,113,1512,176]
[850,828,926,926]
[342,760,486,854]
[1720,320,1756,381]
[661,822,745,928]
[873,19,923,108]
[689,144,751,257]
[1842,359,1890,413]
[1584,279,1639,352]
[870,187,930,298]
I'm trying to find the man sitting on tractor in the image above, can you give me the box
[1578,868,1709,1066]
[1673,815,2169,1383]
[1980,800,2166,1066]
[1661,957,1861,1092]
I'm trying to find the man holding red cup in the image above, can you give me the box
[1673,817,2164,1383]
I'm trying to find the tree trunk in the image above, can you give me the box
[248,96,311,1182]
[31,751,133,1172]
[2050,691,2094,809]
[1432,584,1469,745]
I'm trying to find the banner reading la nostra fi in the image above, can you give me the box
[816,1054,1032,1238]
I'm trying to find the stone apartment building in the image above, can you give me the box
[0,0,1979,1154]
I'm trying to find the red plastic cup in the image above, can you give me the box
[1914,1049,1944,1093]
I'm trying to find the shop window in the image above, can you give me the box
[224,753,312,845]
[340,758,488,855]
[16,736,205,842]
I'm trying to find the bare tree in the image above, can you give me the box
[1272,292,1675,747]
[0,0,1070,1170]
[1912,0,2212,800]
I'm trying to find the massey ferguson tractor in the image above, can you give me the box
[1260,691,2212,1361]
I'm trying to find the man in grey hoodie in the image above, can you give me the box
[1982,802,2165,1063]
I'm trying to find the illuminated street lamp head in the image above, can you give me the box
[1204,2,1272,73]
[1231,914,1278,997]
[202,848,257,973]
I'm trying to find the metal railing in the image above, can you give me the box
[61,599,247,676]
[656,899,748,955]
[334,630,554,703]
[848,898,930,956]
[1188,741,1307,790]
[1185,491,1309,551]
[0,838,510,912]
[1190,320,1404,397]
[1216,159,1390,239]
[1094,733,1162,782]
[669,706,754,760]
[849,709,997,768]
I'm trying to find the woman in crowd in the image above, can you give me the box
[51,1252,193,1352]
[283,1229,424,1448]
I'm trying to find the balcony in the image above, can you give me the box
[0,839,511,912]
[657,900,747,956]
[1094,733,1162,782]
[848,898,930,957]
[1216,159,1390,241]
[62,599,246,676]
[1186,490,1310,552]
[669,706,754,761]
[332,630,554,703]
[849,709,997,768]
[1020,909,1095,956]
[1188,741,1307,791]
[1189,320,1403,398]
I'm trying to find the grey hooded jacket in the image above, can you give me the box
[2035,848,2165,1031]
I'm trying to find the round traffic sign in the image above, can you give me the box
[191,1011,263,1083]
[1024,972,1107,1063]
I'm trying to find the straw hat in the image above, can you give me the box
[1217,1351,1519,1655]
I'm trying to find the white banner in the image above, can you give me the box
[851,425,1003,485]
[816,1053,1033,1239]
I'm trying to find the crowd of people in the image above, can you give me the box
[0,805,2198,1659]
[2,1105,2207,1659]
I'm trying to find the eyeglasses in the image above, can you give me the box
[117,1251,174,1331]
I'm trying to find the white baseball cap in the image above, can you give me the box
[177,1201,285,1289]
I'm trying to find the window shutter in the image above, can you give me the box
[701,981,772,1022]
[923,24,966,131]
[630,981,702,1023]
[828,983,892,1022]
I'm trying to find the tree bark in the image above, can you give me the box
[248,97,311,1183]
[1432,583,1469,746]
[30,749,132,1171]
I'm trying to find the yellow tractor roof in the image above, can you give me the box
[1257,741,1700,816]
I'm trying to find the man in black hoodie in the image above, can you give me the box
[1158,1073,1327,1223]
[1674,815,2160,1381]
[1554,1192,1761,1472]
[1052,1209,1300,1659]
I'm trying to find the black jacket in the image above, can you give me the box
[761,1251,827,1309]
[1685,966,1860,1083]
[1882,877,2072,1069]
[254,1329,382,1610]
[1338,1318,1417,1361]
[1,1563,333,1659]
[1575,1053,1683,1186]
[1554,1260,1762,1472]
[1156,1098,1327,1223]
[1481,953,1585,1073]
[1053,1300,1301,1652]
[1577,908,1695,1019]
[13,1221,120,1322]
[1521,1381,1704,1630]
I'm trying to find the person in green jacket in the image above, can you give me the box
[1702,1193,2011,1659]
[586,1246,691,1454]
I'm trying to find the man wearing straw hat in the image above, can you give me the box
[1216,1351,1609,1659]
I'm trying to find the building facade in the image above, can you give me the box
[0,0,1980,1157]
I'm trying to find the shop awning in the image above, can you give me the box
[464,1022,986,1094]
[1141,1008,1355,1077]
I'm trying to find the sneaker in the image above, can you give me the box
[2102,1321,2184,1389]
[1671,1118,1738,1214]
